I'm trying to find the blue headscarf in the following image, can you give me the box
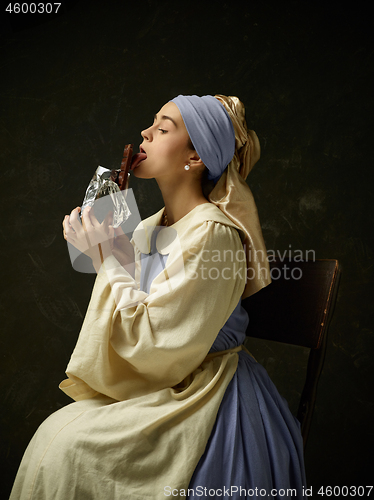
[171,95,235,181]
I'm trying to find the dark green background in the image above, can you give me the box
[1,0,373,497]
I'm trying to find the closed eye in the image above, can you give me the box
[158,128,167,134]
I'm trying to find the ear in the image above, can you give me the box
[188,152,205,168]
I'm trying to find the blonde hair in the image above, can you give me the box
[214,94,261,180]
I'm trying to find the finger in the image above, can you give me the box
[81,207,103,247]
[61,215,73,235]
[102,211,114,230]
[69,207,82,233]
[62,217,67,239]
[62,214,74,231]
[106,211,114,226]
[63,215,73,234]
[82,206,100,229]
[63,216,76,241]
[64,215,90,253]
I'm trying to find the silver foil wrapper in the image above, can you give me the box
[80,166,131,228]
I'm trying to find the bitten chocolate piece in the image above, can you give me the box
[117,144,133,190]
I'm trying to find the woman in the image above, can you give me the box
[10,95,306,499]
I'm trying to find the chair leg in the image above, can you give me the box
[297,332,328,450]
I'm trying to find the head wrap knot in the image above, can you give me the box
[214,94,261,180]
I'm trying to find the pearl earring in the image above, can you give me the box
[184,164,190,171]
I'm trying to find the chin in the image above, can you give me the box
[131,167,152,180]
[131,165,143,177]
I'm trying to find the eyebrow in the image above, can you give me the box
[154,113,178,127]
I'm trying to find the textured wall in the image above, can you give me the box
[1,0,373,497]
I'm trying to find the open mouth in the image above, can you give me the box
[130,146,147,170]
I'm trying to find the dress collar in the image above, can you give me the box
[132,203,242,255]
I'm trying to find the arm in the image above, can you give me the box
[60,220,246,402]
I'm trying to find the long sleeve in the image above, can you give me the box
[60,213,246,402]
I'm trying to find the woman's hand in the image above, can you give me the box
[63,206,135,276]
[63,206,114,271]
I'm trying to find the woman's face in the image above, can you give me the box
[131,102,193,180]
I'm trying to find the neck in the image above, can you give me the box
[156,177,208,226]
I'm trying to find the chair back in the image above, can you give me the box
[242,258,341,447]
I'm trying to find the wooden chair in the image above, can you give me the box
[241,258,341,449]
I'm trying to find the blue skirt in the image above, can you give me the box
[188,350,307,499]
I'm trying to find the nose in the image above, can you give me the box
[141,127,151,141]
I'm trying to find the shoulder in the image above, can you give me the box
[175,203,241,235]
[174,205,244,260]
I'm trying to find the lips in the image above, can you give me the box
[130,146,147,170]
